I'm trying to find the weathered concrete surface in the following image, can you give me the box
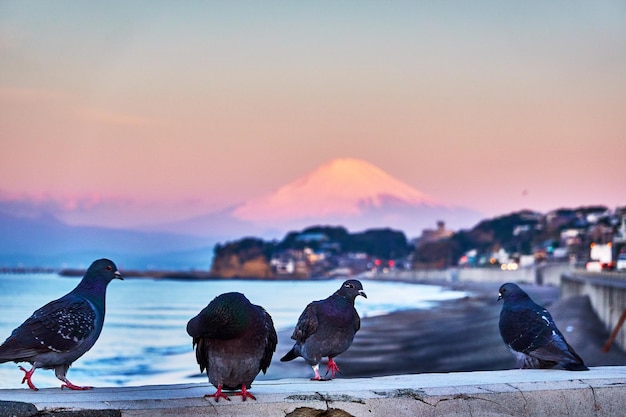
[0,367,624,417]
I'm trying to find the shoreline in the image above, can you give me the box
[260,280,626,381]
[57,268,338,281]
[4,271,624,384]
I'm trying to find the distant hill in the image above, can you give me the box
[152,158,484,238]
[207,205,622,278]
[0,212,215,270]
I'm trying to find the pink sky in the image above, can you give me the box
[0,2,624,229]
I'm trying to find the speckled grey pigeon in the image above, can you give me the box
[0,258,123,390]
[498,282,588,371]
[280,279,367,380]
[186,292,277,402]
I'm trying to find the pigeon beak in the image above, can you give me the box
[497,293,503,301]
[359,290,367,299]
[114,270,124,280]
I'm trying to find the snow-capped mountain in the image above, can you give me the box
[233,158,442,221]
[161,158,483,238]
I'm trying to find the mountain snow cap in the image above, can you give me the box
[232,158,442,222]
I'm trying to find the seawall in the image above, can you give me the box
[1,367,625,417]
[562,270,626,352]
[363,262,571,286]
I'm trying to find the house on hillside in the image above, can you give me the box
[414,221,454,248]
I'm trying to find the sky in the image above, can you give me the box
[1,1,625,230]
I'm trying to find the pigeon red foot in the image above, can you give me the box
[206,384,230,402]
[325,357,341,379]
[234,385,256,401]
[61,379,93,390]
[19,366,38,391]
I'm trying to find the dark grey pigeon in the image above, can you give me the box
[186,292,277,402]
[498,282,588,371]
[280,279,366,380]
[0,258,123,390]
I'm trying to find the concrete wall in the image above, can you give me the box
[561,270,626,351]
[455,266,536,284]
[365,267,535,284]
[1,367,624,417]
[536,262,572,286]
[365,262,572,287]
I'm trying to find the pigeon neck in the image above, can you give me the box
[334,292,356,305]
[505,293,533,306]
[72,278,108,312]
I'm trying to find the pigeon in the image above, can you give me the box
[280,279,367,380]
[186,292,277,402]
[498,282,588,371]
[0,258,123,390]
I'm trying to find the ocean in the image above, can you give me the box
[0,273,466,389]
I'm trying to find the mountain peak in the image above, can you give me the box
[232,158,441,223]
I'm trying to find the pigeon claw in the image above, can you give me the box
[206,385,230,402]
[234,385,256,401]
[61,381,93,390]
[325,357,342,379]
[19,366,38,391]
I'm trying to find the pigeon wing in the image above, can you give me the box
[502,305,566,356]
[4,297,96,357]
[193,337,210,374]
[259,307,277,374]
[500,305,547,353]
[291,302,320,344]
[188,309,238,374]
[528,334,577,363]
[353,307,361,333]
[525,313,585,365]
[186,305,243,340]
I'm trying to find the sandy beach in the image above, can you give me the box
[262,280,626,381]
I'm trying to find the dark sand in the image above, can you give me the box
[262,280,626,381]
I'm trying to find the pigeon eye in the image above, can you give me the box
[106,266,112,271]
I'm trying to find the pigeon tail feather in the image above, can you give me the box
[280,347,298,362]
[563,361,589,371]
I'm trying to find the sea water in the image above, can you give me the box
[0,273,466,388]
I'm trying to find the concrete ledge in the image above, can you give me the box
[1,367,625,416]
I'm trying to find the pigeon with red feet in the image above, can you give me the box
[0,258,123,390]
[186,292,277,402]
[498,282,588,371]
[280,279,366,380]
